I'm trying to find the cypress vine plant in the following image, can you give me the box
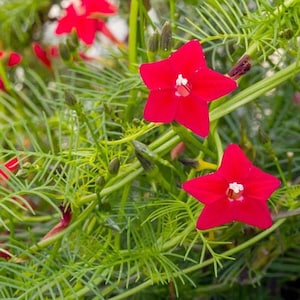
[0,0,300,299]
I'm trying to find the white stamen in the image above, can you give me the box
[228,182,244,193]
[176,74,188,86]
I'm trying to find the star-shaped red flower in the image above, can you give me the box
[182,144,280,229]
[139,40,237,137]
[55,0,118,45]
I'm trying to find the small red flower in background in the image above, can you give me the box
[55,0,120,45]
[139,40,237,137]
[0,51,22,91]
[32,43,58,69]
[41,205,72,240]
[0,157,19,181]
[182,144,280,230]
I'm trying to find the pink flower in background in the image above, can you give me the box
[182,144,280,230]
[55,0,120,45]
[139,40,237,137]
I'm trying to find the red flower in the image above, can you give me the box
[0,51,22,91]
[0,157,19,181]
[182,144,280,229]
[55,0,119,45]
[7,52,22,67]
[139,40,237,137]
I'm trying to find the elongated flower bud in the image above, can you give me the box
[179,157,217,171]
[160,21,172,57]
[228,55,251,80]
[147,31,160,61]
[108,158,120,175]
[132,140,155,172]
[59,43,71,62]
[64,90,78,107]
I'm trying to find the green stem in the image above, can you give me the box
[128,0,139,73]
[169,0,176,25]
[80,112,101,153]
[125,0,143,120]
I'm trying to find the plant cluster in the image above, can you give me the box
[0,0,300,299]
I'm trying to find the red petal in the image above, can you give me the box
[42,205,72,240]
[4,157,19,172]
[32,43,52,68]
[55,5,78,34]
[245,166,281,201]
[82,0,117,16]
[169,40,207,78]
[175,96,210,137]
[7,52,22,67]
[0,169,8,180]
[0,78,5,91]
[49,46,59,57]
[143,89,177,123]
[0,250,11,260]
[140,60,175,90]
[196,199,234,230]
[76,17,97,45]
[233,198,272,229]
[182,173,227,205]
[218,144,253,183]
[192,68,237,102]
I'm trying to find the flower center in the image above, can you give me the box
[175,74,191,97]
[73,0,86,15]
[226,182,244,201]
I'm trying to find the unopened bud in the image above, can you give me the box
[179,157,217,171]
[108,158,120,175]
[132,118,141,126]
[16,162,36,179]
[66,37,78,53]
[67,30,79,51]
[160,21,172,57]
[95,175,105,188]
[64,90,78,107]
[22,162,32,169]
[59,43,71,62]
[279,28,293,40]
[16,168,28,179]
[228,55,251,80]
[258,128,270,145]
[132,140,155,172]
[147,31,160,61]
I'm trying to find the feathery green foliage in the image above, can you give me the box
[0,0,300,299]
